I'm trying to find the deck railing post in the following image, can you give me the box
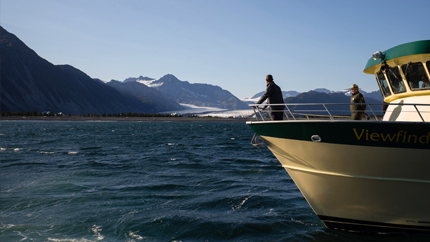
[413,104,425,122]
[284,104,296,120]
[367,104,379,121]
[323,104,334,120]
[259,108,266,121]
[252,107,260,121]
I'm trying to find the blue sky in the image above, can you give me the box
[2,0,429,98]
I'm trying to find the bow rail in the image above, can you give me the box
[250,103,430,122]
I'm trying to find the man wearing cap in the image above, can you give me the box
[350,84,366,120]
[256,75,284,120]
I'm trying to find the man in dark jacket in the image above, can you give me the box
[350,84,366,120]
[256,75,284,120]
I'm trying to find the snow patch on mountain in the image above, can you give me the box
[337,89,353,96]
[136,79,163,88]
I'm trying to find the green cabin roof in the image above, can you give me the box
[363,40,430,73]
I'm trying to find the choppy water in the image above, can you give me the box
[0,121,428,242]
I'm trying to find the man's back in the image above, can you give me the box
[257,82,284,109]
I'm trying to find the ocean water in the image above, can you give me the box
[0,121,428,242]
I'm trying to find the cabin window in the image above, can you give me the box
[402,62,428,90]
[423,61,430,89]
[376,71,391,97]
[385,66,406,94]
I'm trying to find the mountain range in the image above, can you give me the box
[1,26,384,115]
[0,26,247,115]
[242,88,383,105]
[284,90,382,104]
[105,79,184,112]
[0,26,152,115]
[110,75,248,109]
[281,90,384,116]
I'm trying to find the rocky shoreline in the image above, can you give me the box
[0,116,253,122]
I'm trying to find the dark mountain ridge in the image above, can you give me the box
[284,91,384,115]
[0,26,179,114]
[251,88,383,102]
[106,80,184,112]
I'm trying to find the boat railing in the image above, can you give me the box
[250,103,430,122]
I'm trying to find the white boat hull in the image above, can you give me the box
[262,135,430,232]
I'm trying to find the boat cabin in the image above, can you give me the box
[363,40,430,121]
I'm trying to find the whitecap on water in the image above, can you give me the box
[233,195,253,211]
[39,151,56,154]
[0,223,15,229]
[91,225,104,241]
[128,231,144,240]
[47,237,94,242]
[0,147,23,151]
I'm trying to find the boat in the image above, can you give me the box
[247,40,430,233]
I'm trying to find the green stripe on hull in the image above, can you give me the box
[247,121,430,149]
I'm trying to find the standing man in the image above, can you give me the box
[350,84,366,120]
[256,75,284,120]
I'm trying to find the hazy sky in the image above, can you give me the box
[2,0,429,98]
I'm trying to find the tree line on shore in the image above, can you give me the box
[0,111,187,118]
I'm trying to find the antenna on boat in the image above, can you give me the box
[372,51,385,60]
[372,51,389,73]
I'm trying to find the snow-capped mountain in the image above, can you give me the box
[123,76,153,83]
[106,79,184,112]
[131,74,249,109]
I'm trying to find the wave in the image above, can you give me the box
[0,147,24,151]
[1,121,334,241]
[1,162,49,167]
[39,151,56,154]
